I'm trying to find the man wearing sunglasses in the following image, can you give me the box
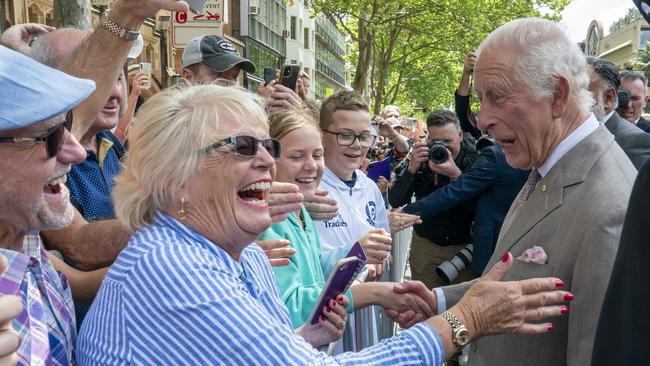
[0,44,94,365]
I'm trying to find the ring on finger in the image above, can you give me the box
[336,322,345,330]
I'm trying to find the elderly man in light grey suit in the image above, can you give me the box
[387,18,637,366]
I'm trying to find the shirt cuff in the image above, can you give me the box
[403,322,445,366]
[434,287,446,314]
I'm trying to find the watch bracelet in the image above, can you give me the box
[101,9,140,41]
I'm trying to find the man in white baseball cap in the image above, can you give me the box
[181,35,256,84]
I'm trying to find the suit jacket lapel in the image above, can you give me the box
[490,125,615,267]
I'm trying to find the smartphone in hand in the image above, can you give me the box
[279,64,301,91]
[263,68,277,86]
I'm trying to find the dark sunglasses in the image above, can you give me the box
[0,110,73,159]
[203,135,281,159]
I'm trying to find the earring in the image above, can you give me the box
[178,196,188,220]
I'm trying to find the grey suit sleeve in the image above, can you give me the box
[566,207,626,366]
[440,278,479,309]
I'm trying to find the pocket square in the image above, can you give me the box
[516,246,548,264]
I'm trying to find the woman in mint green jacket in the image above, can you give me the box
[260,110,435,337]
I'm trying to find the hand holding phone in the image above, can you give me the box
[279,64,301,91]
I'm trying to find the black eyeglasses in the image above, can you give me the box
[0,110,73,159]
[203,135,281,159]
[322,130,377,148]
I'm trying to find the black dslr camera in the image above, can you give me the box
[428,140,449,164]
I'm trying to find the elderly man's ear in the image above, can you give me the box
[551,75,571,119]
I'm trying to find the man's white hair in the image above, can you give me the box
[477,18,593,114]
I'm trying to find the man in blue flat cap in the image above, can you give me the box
[0,0,192,362]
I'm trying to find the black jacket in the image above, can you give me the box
[604,111,650,169]
[636,116,650,133]
[389,142,477,246]
[592,160,650,365]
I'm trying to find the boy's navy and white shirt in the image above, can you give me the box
[315,168,390,277]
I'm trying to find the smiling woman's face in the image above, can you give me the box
[274,124,324,197]
[182,110,275,258]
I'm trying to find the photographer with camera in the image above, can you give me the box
[388,110,477,289]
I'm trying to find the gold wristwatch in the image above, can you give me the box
[442,311,471,349]
[101,10,140,41]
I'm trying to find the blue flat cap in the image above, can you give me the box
[0,45,96,132]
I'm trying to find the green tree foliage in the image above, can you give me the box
[609,7,642,34]
[310,0,570,117]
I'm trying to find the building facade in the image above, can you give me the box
[584,16,650,68]
[285,0,315,98]
[314,13,346,101]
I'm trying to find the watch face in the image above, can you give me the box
[456,328,471,346]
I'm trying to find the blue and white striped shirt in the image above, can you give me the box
[77,212,444,365]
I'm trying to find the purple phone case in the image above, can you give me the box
[309,242,366,325]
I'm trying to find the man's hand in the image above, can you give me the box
[268,182,303,224]
[388,208,422,233]
[408,141,430,174]
[428,149,462,179]
[0,256,22,366]
[358,229,392,264]
[384,280,437,329]
[109,0,189,23]
[265,83,303,112]
[0,23,55,55]
[463,51,477,76]
[303,191,338,221]
[255,239,295,267]
[377,119,399,140]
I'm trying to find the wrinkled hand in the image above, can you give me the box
[297,295,349,348]
[0,256,22,366]
[388,207,421,233]
[463,51,477,76]
[407,141,429,174]
[0,23,55,55]
[266,83,303,112]
[255,239,295,267]
[358,229,392,264]
[384,280,437,329]
[377,282,434,324]
[428,149,461,179]
[452,252,572,338]
[130,73,148,96]
[303,191,338,221]
[268,182,303,224]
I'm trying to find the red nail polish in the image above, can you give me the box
[501,252,510,262]
[337,295,344,302]
[325,307,331,313]
[564,293,574,301]
[547,323,554,332]
[560,306,569,314]
[320,315,326,321]
[555,280,564,288]
[331,300,337,307]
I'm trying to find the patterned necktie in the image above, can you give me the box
[499,169,542,236]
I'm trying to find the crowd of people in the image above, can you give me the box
[0,0,649,365]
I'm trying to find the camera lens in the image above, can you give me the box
[284,68,291,76]
[429,142,449,164]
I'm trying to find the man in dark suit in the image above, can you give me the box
[592,160,650,365]
[587,57,650,169]
[618,70,650,133]
[403,145,529,275]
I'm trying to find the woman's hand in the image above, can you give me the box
[296,295,349,349]
[268,182,303,224]
[451,252,572,339]
[303,191,338,221]
[255,239,295,267]
[358,229,392,264]
[388,208,421,233]
[0,256,22,366]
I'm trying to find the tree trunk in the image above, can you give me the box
[53,0,92,30]
[352,18,373,95]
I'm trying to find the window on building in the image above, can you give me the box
[290,16,297,40]
[304,28,309,49]
[641,29,650,49]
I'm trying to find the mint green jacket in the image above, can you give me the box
[259,205,354,328]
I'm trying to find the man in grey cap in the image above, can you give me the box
[0,44,94,365]
[181,35,256,84]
